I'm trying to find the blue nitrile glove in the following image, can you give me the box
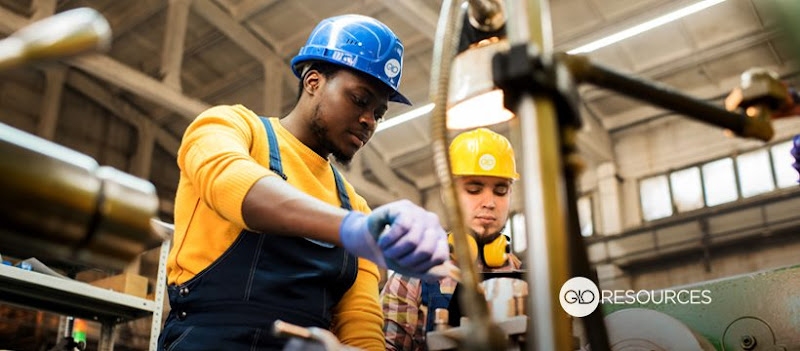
[339,200,449,279]
[792,135,800,183]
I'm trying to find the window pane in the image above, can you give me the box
[669,167,704,212]
[640,175,673,221]
[577,196,593,237]
[737,150,775,197]
[511,213,526,253]
[702,158,738,206]
[771,140,798,188]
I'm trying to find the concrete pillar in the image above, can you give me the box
[597,162,623,235]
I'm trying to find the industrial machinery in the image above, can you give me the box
[0,8,166,271]
[425,0,796,351]
[601,265,800,351]
[2,2,798,351]
[0,8,170,351]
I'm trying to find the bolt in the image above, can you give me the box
[741,335,757,350]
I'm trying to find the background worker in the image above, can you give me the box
[157,14,449,351]
[381,128,522,351]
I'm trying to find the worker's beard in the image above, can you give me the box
[471,224,506,245]
[310,104,353,165]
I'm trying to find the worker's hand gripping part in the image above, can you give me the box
[792,134,800,182]
[341,200,451,278]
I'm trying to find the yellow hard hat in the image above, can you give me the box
[449,128,519,180]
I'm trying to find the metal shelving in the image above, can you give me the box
[0,264,155,322]
[0,241,170,351]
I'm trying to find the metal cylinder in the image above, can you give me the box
[434,308,450,331]
[0,123,163,269]
[563,54,774,141]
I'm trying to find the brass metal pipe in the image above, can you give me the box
[429,0,506,349]
[0,8,110,71]
[505,0,574,349]
[0,123,163,269]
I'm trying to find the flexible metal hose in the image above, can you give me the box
[429,0,506,349]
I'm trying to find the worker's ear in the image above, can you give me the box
[303,70,324,96]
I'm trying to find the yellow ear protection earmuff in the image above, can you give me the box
[448,233,479,263]
[481,234,511,268]
[448,233,510,268]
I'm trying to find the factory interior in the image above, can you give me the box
[1,0,799,350]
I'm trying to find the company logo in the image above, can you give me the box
[559,276,713,317]
[384,59,400,78]
[479,154,496,171]
[559,277,599,317]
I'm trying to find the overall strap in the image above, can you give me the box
[330,166,352,211]
[258,117,288,180]
[259,116,352,212]
[421,280,453,332]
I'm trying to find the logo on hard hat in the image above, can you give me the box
[478,154,496,171]
[384,59,400,78]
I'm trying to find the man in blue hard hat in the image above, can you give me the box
[157,15,448,351]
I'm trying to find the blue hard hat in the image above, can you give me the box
[291,14,412,105]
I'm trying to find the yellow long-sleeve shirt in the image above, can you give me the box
[168,104,384,350]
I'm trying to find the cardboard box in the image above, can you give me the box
[90,273,148,298]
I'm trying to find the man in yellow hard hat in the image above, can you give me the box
[381,128,522,351]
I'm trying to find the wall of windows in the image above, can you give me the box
[639,139,798,221]
[507,194,595,254]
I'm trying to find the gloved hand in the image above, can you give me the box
[339,200,449,279]
[792,135,800,183]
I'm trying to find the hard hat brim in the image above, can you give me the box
[292,56,412,106]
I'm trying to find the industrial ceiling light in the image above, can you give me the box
[377,0,729,132]
[567,0,728,54]
[375,103,434,133]
[446,38,513,130]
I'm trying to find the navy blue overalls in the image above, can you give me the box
[157,117,359,350]
[421,281,455,332]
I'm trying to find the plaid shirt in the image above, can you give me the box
[380,254,522,351]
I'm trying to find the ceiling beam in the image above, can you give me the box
[105,0,167,39]
[278,1,386,57]
[576,103,614,162]
[31,0,56,21]
[263,57,283,116]
[230,0,280,22]
[377,0,437,40]
[362,145,421,204]
[66,71,181,156]
[0,7,211,121]
[160,0,192,91]
[388,142,432,169]
[192,0,276,60]
[150,60,262,123]
[36,66,67,140]
[0,5,27,33]
[191,0,297,110]
[130,120,156,178]
[336,154,399,207]
[410,173,440,191]
[68,54,211,120]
